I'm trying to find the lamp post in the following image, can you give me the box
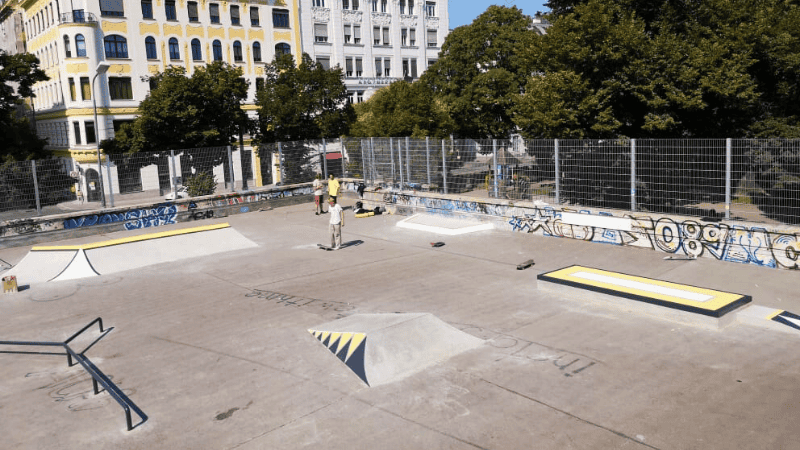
[92,62,110,207]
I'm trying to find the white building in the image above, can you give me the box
[297,0,448,103]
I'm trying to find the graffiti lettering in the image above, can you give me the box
[63,205,178,231]
[245,289,355,318]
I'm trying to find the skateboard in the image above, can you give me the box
[516,259,535,270]
[318,244,337,251]
[663,255,697,260]
[430,242,445,248]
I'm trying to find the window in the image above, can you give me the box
[85,120,96,143]
[169,37,180,60]
[375,58,390,77]
[427,29,437,47]
[145,36,157,59]
[187,1,198,21]
[210,3,220,23]
[316,56,330,70]
[73,122,82,144]
[401,28,407,46]
[100,0,124,17]
[410,28,416,46]
[275,43,291,56]
[76,34,86,57]
[380,0,386,12]
[355,57,362,76]
[400,0,405,13]
[252,42,261,62]
[402,58,417,78]
[371,0,377,11]
[149,77,158,91]
[314,23,328,43]
[212,40,222,61]
[255,77,265,91]
[104,35,128,58]
[342,0,348,9]
[373,26,389,45]
[165,0,176,20]
[383,58,390,76]
[63,35,71,58]
[230,5,240,25]
[191,38,202,60]
[357,91,363,103]
[312,0,324,6]
[353,25,361,43]
[109,77,133,99]
[141,0,153,18]
[383,27,389,45]
[408,1,413,14]
[80,77,90,100]
[250,7,259,26]
[68,78,76,101]
[345,57,352,76]
[233,41,242,61]
[425,1,435,16]
[344,24,351,43]
[273,9,289,28]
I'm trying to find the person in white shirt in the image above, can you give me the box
[313,174,325,215]
[328,198,344,249]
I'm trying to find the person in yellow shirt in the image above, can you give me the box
[328,174,341,204]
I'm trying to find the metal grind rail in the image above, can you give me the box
[0,317,148,431]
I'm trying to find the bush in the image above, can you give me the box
[186,171,216,197]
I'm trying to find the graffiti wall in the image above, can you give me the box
[376,191,800,271]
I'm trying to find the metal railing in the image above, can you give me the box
[0,318,148,431]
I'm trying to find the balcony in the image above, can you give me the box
[59,10,98,24]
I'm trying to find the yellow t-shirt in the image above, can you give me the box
[329,179,340,196]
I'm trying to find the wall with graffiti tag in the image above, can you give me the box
[369,189,800,271]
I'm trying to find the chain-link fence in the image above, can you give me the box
[2,138,799,225]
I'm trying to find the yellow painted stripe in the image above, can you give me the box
[32,223,230,251]
[346,333,367,362]
[328,332,342,349]
[542,265,743,312]
[320,331,331,343]
[335,332,353,355]
[766,310,785,320]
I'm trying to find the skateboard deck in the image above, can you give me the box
[318,244,336,251]
[516,259,535,270]
[430,242,445,248]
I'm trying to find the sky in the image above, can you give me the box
[448,1,550,29]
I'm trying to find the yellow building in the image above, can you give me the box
[1,0,301,197]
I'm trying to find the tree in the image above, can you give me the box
[255,53,353,143]
[255,53,354,184]
[349,80,453,139]
[1,50,49,161]
[103,62,249,186]
[421,6,536,138]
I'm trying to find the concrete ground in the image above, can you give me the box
[1,196,799,450]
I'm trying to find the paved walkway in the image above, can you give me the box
[1,197,798,449]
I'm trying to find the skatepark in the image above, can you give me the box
[1,196,800,449]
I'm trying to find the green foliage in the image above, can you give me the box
[1,51,49,160]
[746,141,800,224]
[422,6,536,138]
[255,53,354,143]
[185,171,217,197]
[348,80,453,139]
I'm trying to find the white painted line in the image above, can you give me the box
[561,212,632,231]
[782,315,800,329]
[571,271,714,302]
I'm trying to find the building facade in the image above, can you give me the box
[297,0,448,103]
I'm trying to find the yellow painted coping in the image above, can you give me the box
[766,309,785,320]
[32,223,230,251]
[537,265,751,318]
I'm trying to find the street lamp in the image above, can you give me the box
[92,61,110,207]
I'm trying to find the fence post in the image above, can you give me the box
[397,139,404,187]
[170,150,178,201]
[631,138,636,212]
[725,138,732,220]
[441,139,448,194]
[227,146,235,192]
[405,136,411,186]
[341,138,347,178]
[31,160,42,215]
[389,137,395,184]
[106,159,115,207]
[554,139,560,204]
[277,142,285,185]
[425,136,431,187]
[359,140,367,182]
[369,137,375,184]
[321,140,328,180]
[492,139,499,198]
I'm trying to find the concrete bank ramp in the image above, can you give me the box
[309,313,484,387]
[5,223,257,284]
[397,214,494,235]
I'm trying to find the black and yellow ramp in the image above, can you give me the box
[537,265,751,327]
[308,313,484,387]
